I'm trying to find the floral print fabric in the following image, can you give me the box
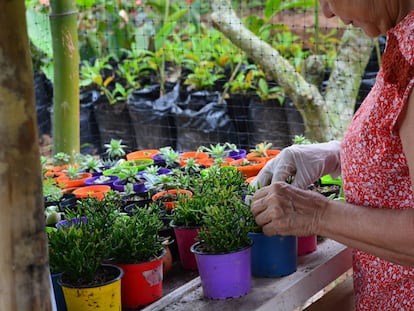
[341,10,414,311]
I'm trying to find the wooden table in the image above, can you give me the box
[143,239,352,311]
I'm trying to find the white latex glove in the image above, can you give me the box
[251,141,341,189]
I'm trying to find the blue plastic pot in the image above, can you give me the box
[248,232,297,277]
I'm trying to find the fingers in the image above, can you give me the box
[250,182,320,237]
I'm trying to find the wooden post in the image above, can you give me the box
[0,1,53,310]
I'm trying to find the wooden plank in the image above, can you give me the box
[304,275,355,311]
[143,240,352,311]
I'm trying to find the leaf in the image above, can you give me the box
[155,22,176,51]
[26,9,53,58]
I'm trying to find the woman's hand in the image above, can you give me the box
[250,182,330,237]
[251,141,342,190]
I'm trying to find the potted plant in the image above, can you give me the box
[190,186,255,300]
[171,166,247,271]
[47,193,124,311]
[246,141,281,162]
[55,165,93,189]
[229,157,267,179]
[106,205,165,308]
[246,186,298,278]
[103,138,127,161]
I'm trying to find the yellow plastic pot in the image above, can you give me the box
[60,265,123,311]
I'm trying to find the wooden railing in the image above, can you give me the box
[143,239,352,311]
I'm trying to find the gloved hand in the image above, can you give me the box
[251,140,341,189]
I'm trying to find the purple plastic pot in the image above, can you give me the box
[112,179,147,193]
[227,149,247,160]
[84,175,120,189]
[191,242,252,300]
[138,167,172,179]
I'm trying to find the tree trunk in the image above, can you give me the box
[50,0,80,160]
[0,1,52,310]
[211,0,374,141]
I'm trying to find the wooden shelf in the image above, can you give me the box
[143,239,352,311]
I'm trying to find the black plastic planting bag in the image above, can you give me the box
[34,72,53,136]
[248,96,291,150]
[172,91,236,151]
[226,93,252,150]
[93,96,137,153]
[127,84,177,150]
[80,90,102,154]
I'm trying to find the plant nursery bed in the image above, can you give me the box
[142,239,352,311]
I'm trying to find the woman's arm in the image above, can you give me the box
[252,88,414,267]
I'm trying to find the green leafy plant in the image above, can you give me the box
[43,178,63,203]
[53,152,70,166]
[196,195,254,254]
[47,193,122,283]
[249,142,273,157]
[157,146,181,168]
[197,142,238,159]
[104,138,127,160]
[64,165,83,180]
[107,206,164,264]
[75,154,103,173]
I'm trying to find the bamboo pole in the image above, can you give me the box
[0,1,52,310]
[50,0,80,160]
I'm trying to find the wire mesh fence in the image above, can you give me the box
[28,0,382,155]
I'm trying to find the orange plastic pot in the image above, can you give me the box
[126,149,159,160]
[230,158,267,179]
[56,172,93,189]
[246,149,281,162]
[179,151,209,166]
[73,185,111,200]
[151,189,193,210]
[196,157,232,168]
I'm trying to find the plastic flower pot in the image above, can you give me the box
[151,189,193,210]
[170,224,200,270]
[51,272,67,311]
[126,149,159,161]
[59,264,123,311]
[72,185,111,200]
[191,242,252,300]
[56,172,93,189]
[111,250,165,309]
[112,179,147,193]
[248,232,297,277]
[229,157,267,179]
[179,151,209,166]
[228,148,247,160]
[246,149,281,162]
[298,235,318,255]
[84,175,120,189]
[196,157,233,168]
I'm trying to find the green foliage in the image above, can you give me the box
[75,154,103,173]
[43,178,63,203]
[53,152,70,166]
[104,139,127,160]
[64,165,83,180]
[249,141,273,157]
[171,166,248,228]
[157,146,181,168]
[47,193,122,283]
[197,142,238,159]
[107,206,164,264]
[197,198,254,254]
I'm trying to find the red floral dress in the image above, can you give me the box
[341,10,414,311]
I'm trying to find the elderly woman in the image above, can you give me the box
[251,0,414,309]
